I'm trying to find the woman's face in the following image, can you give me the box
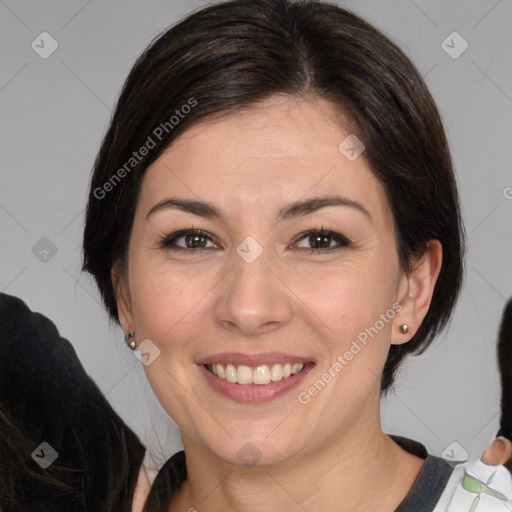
[116,94,415,466]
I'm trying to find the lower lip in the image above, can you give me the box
[198,363,314,404]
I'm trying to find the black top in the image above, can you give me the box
[0,293,145,511]
[0,293,457,511]
[394,453,454,512]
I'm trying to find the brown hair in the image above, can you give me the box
[82,0,464,395]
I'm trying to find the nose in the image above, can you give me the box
[215,245,293,337]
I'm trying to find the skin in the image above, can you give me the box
[133,466,153,512]
[481,437,512,466]
[131,439,512,511]
[114,93,494,512]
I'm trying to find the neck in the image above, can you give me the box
[169,400,425,512]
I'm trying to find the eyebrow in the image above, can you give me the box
[146,195,372,223]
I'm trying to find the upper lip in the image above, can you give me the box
[196,352,313,366]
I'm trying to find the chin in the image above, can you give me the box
[197,429,306,468]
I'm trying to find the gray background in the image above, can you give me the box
[1,0,511,470]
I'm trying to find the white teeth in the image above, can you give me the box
[253,365,271,385]
[225,364,237,383]
[207,362,305,385]
[291,363,302,375]
[237,365,253,384]
[270,364,283,381]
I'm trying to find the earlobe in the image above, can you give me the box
[391,240,443,346]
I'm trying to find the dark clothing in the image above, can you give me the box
[0,293,145,511]
[395,454,453,512]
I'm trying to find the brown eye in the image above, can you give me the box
[156,227,351,254]
[158,229,218,250]
[295,229,351,253]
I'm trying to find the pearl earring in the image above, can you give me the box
[399,324,409,334]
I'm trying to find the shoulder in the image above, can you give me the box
[0,292,83,390]
[133,465,158,512]
[0,292,146,511]
[0,292,85,420]
[433,458,512,512]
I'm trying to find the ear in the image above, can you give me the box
[111,262,135,333]
[391,239,443,346]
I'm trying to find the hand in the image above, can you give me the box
[481,437,512,470]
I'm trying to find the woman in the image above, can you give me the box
[82,0,512,509]
[1,0,511,510]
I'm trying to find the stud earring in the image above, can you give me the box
[399,324,409,334]
[125,331,136,350]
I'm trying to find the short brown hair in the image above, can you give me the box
[82,0,465,394]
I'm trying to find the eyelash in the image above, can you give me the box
[156,226,352,255]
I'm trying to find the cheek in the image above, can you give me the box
[127,261,213,422]
[127,255,223,357]
[288,262,399,381]
[294,259,396,331]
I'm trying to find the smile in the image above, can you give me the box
[197,352,315,403]
[205,362,305,385]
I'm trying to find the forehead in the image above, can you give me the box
[156,95,355,168]
[138,95,391,224]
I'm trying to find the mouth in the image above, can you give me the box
[196,353,315,403]
[204,362,307,385]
